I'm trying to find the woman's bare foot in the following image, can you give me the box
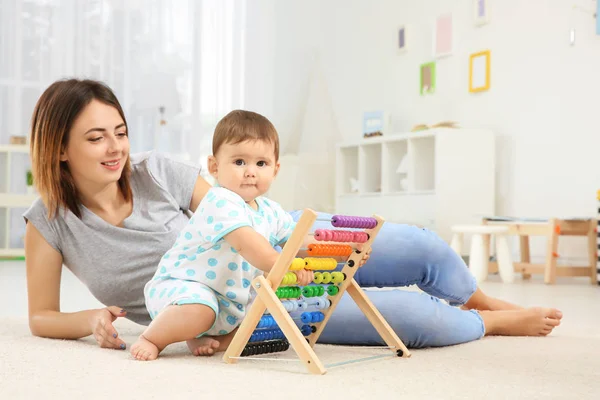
[186,329,238,356]
[480,307,563,336]
[131,335,160,361]
[463,288,523,311]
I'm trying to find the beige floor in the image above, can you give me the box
[1,260,599,399]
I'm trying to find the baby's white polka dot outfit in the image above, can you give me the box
[144,186,295,336]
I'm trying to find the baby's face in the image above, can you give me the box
[209,140,279,202]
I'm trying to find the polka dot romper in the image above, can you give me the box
[143,186,295,337]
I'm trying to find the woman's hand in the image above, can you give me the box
[88,306,128,350]
[293,269,314,286]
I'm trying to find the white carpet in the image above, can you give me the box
[1,314,599,399]
[1,262,599,399]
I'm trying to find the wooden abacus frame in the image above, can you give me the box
[223,209,411,374]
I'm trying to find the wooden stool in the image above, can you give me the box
[482,217,598,285]
[450,225,515,283]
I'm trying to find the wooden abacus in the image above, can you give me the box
[223,209,410,374]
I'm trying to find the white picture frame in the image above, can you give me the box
[474,0,491,26]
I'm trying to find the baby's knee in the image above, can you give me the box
[177,303,217,326]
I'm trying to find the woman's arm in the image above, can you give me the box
[189,175,212,213]
[25,223,126,349]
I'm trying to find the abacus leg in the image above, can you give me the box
[253,276,326,375]
[222,296,268,364]
[346,279,411,358]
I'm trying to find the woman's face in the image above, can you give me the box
[61,99,129,189]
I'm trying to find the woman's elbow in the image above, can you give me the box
[28,314,49,338]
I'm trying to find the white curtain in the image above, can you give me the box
[0,0,245,247]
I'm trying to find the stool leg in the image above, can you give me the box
[495,235,515,283]
[450,233,463,256]
[469,234,488,282]
[520,236,531,280]
[544,219,559,284]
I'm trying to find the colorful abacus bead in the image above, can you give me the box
[314,229,369,243]
[300,311,325,323]
[304,257,337,270]
[307,244,353,257]
[331,215,377,229]
[250,328,284,342]
[241,339,290,356]
[327,285,339,296]
[275,286,301,299]
[302,285,325,298]
[281,272,297,286]
[289,258,305,271]
[301,325,313,336]
[313,272,323,284]
[280,300,308,312]
[353,232,369,243]
[257,315,277,329]
[303,296,332,310]
[331,272,345,283]
[314,298,331,310]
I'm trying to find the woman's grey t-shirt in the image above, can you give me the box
[23,151,199,325]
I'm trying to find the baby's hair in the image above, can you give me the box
[212,110,279,161]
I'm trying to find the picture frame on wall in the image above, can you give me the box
[474,0,491,26]
[469,50,491,93]
[397,25,408,54]
[434,14,453,58]
[420,62,436,95]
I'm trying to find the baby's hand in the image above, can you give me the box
[293,269,314,286]
[356,244,372,267]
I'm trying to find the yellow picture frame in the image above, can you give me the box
[469,50,491,93]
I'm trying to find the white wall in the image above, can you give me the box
[245,0,600,260]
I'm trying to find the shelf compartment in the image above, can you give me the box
[358,143,382,193]
[409,136,435,191]
[336,146,359,195]
[382,140,409,193]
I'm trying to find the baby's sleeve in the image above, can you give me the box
[194,187,251,244]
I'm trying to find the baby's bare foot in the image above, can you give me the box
[481,307,562,336]
[186,337,221,356]
[131,335,160,361]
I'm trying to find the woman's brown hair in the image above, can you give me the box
[30,79,132,219]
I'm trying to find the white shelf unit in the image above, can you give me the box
[0,144,35,257]
[335,128,495,242]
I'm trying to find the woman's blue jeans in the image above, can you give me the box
[288,211,485,348]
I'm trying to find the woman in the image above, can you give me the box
[24,79,562,353]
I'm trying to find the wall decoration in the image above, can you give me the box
[397,25,407,54]
[363,111,385,137]
[420,62,436,95]
[469,50,491,93]
[597,0,600,35]
[474,0,491,26]
[434,14,453,58]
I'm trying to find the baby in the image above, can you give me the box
[131,110,314,360]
